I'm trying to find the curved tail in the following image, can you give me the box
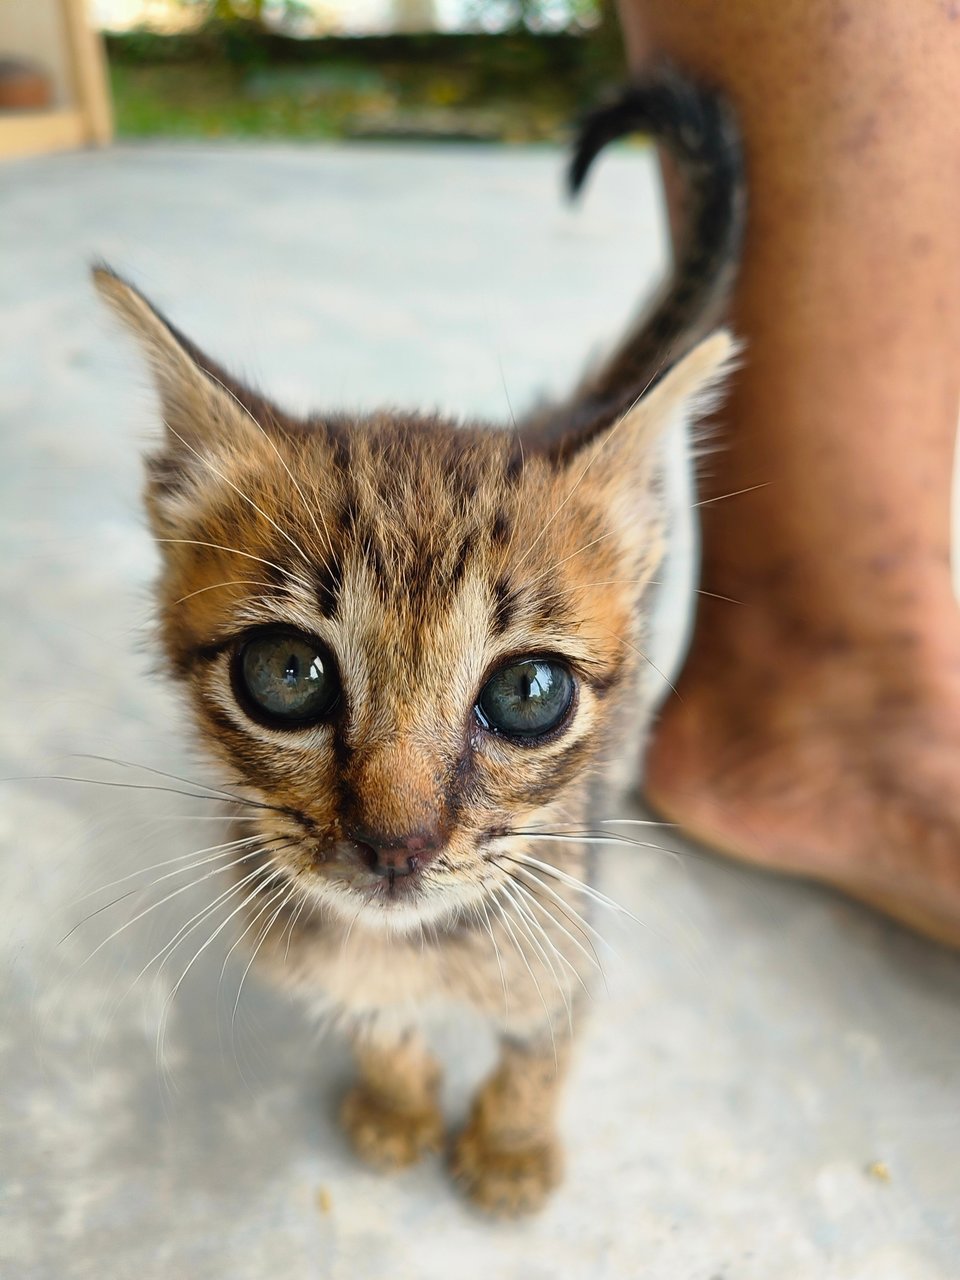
[558,66,745,437]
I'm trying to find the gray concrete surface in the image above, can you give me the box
[1,143,958,1280]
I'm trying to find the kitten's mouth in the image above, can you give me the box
[307,838,431,910]
[359,870,422,903]
[284,834,489,932]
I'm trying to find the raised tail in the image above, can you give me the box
[556,66,745,438]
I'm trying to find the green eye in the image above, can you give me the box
[477,658,575,740]
[234,629,339,727]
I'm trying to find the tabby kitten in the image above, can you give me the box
[95,71,743,1216]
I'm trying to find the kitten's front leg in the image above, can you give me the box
[340,1025,444,1170]
[451,1035,570,1216]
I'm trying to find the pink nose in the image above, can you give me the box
[346,826,442,879]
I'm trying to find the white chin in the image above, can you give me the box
[314,880,467,936]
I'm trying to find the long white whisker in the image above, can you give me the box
[229,880,293,1039]
[276,878,309,964]
[598,818,678,828]
[141,814,264,823]
[76,845,274,965]
[512,855,704,970]
[60,837,273,944]
[227,882,298,1091]
[524,529,618,587]
[338,899,367,967]
[225,875,300,1085]
[694,587,745,605]
[513,363,664,575]
[199,367,336,563]
[154,538,311,589]
[692,481,770,509]
[480,897,509,1013]
[67,754,286,813]
[577,574,743,606]
[503,860,611,953]
[174,579,264,605]
[156,869,289,1077]
[515,827,692,883]
[11,773,261,808]
[99,857,280,1044]
[506,873,600,990]
[513,828,681,854]
[68,833,264,909]
[151,859,281,983]
[498,851,651,932]
[597,623,681,701]
[493,891,557,1062]
[214,869,295,1067]
[500,879,574,1032]
[163,421,313,567]
[515,830,687,879]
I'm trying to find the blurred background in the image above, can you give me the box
[1,0,626,155]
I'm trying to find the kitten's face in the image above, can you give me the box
[96,269,731,935]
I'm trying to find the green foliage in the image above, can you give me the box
[110,61,337,138]
[177,0,299,26]
[106,23,626,142]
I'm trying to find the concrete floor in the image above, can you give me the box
[1,143,958,1280]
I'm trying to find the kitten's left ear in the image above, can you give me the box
[92,264,265,458]
[565,330,738,498]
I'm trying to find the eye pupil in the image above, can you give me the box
[235,629,339,727]
[477,658,574,740]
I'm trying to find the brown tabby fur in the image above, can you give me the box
[94,263,733,1216]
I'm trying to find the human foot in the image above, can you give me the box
[644,604,960,948]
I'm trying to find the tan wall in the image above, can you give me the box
[0,0,76,107]
[0,0,112,158]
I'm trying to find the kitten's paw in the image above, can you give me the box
[340,1085,443,1171]
[450,1118,563,1216]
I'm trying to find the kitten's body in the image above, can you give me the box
[96,70,743,1215]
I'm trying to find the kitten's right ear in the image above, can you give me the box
[92,264,262,458]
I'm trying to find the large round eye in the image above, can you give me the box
[234,629,339,727]
[477,658,575,740]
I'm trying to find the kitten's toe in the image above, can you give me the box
[450,1117,563,1216]
[340,1084,444,1171]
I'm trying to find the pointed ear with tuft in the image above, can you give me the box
[562,330,738,504]
[92,264,272,460]
[93,265,283,533]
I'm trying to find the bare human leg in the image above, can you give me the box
[617,0,960,945]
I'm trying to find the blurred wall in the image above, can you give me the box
[1,0,75,107]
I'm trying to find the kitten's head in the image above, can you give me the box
[96,267,732,934]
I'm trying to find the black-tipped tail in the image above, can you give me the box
[564,66,745,430]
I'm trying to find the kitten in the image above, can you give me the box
[94,69,743,1216]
